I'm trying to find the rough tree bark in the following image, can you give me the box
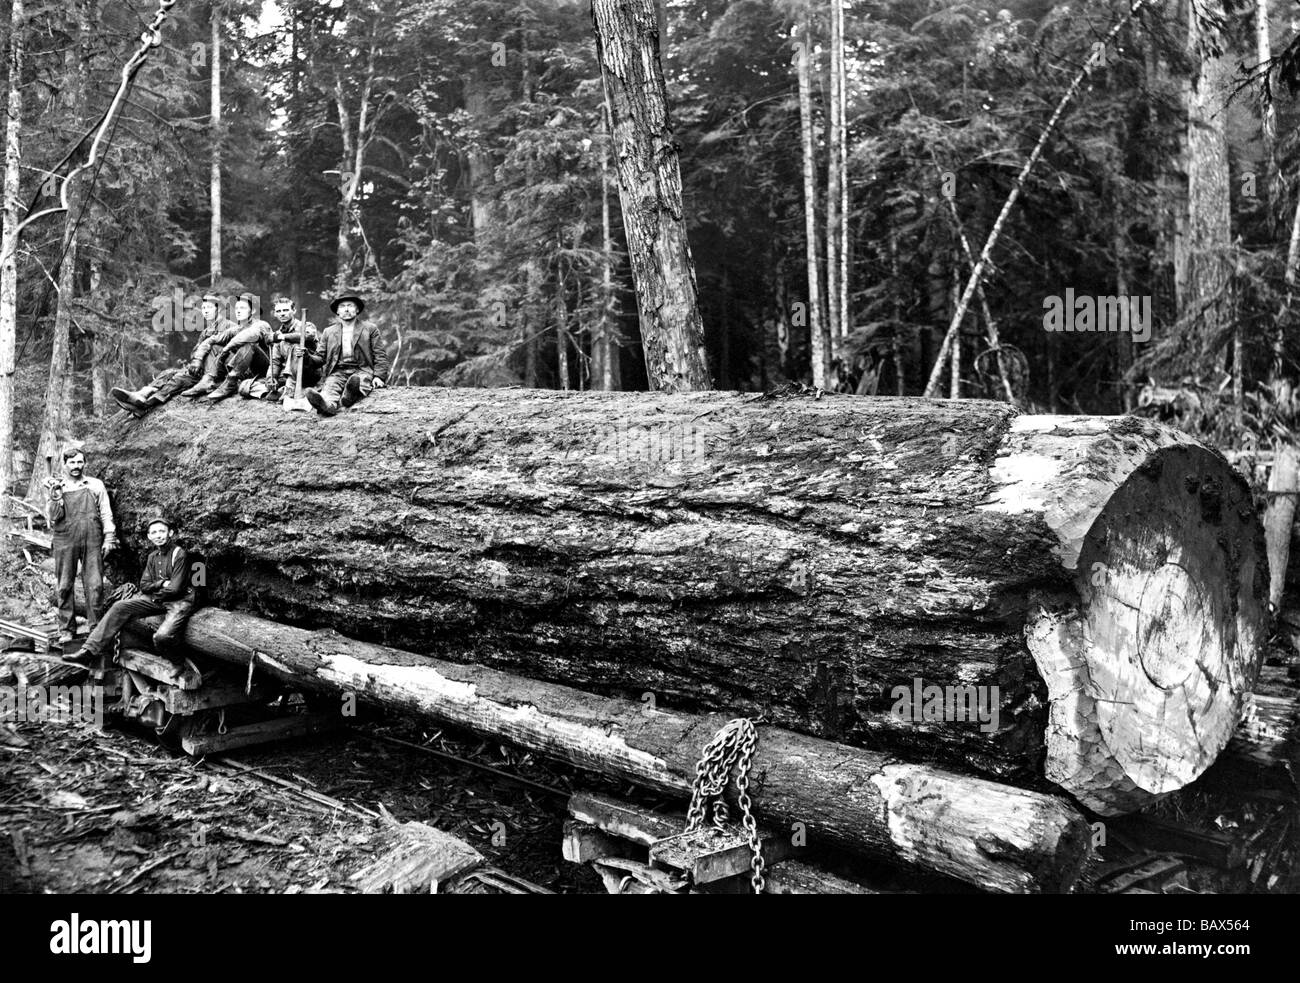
[138,606,1092,893]
[592,104,621,391]
[592,0,711,392]
[1177,0,1232,354]
[90,390,1267,814]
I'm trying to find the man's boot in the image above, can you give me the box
[110,385,157,417]
[180,374,219,397]
[206,373,243,401]
[304,388,339,417]
[341,374,365,408]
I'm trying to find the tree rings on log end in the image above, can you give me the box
[1025,440,1266,815]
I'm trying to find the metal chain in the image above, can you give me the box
[684,717,765,894]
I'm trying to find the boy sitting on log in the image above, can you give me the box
[66,512,197,665]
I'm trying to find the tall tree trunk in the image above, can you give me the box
[28,0,94,502]
[948,261,960,398]
[0,0,25,515]
[826,0,841,374]
[556,270,570,391]
[464,70,495,247]
[89,257,109,416]
[1257,0,1278,226]
[1114,191,1134,411]
[592,0,712,392]
[834,0,848,344]
[889,230,906,395]
[796,6,826,388]
[333,41,376,284]
[210,1,222,284]
[1180,1,1232,358]
[593,104,620,391]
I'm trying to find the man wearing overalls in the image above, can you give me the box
[45,446,117,645]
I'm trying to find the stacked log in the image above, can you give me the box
[90,388,1267,814]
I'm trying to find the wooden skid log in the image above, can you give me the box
[150,605,1092,893]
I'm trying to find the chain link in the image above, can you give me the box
[684,717,765,894]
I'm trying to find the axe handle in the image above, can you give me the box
[296,308,307,393]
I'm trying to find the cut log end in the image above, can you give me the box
[1025,437,1266,815]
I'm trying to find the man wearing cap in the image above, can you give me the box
[67,511,197,664]
[241,295,321,401]
[110,293,230,416]
[198,292,276,401]
[45,446,117,645]
[302,292,389,416]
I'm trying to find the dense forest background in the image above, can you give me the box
[3,0,1300,497]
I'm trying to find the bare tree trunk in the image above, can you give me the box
[949,262,960,398]
[89,258,109,416]
[1115,193,1134,411]
[593,104,620,391]
[889,230,905,395]
[1278,171,1300,371]
[0,0,25,516]
[28,0,94,501]
[210,1,222,283]
[1180,0,1231,358]
[796,6,826,388]
[834,0,848,344]
[333,41,376,283]
[556,271,570,391]
[464,70,495,246]
[592,0,712,392]
[1257,0,1278,225]
[826,0,841,372]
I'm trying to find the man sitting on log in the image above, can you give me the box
[240,295,322,401]
[45,446,117,646]
[303,292,388,417]
[110,293,228,416]
[66,512,197,665]
[201,292,276,402]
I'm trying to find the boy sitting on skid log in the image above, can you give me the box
[66,511,198,665]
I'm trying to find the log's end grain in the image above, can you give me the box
[1014,419,1267,815]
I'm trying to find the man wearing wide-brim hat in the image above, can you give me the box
[302,291,389,417]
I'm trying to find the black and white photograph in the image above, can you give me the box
[0,0,1293,941]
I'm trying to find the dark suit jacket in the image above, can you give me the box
[319,319,389,381]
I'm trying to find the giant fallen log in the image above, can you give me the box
[90,389,1267,814]
[144,605,1092,893]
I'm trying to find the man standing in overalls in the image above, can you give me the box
[45,446,117,646]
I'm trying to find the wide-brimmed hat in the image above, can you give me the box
[330,293,366,315]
